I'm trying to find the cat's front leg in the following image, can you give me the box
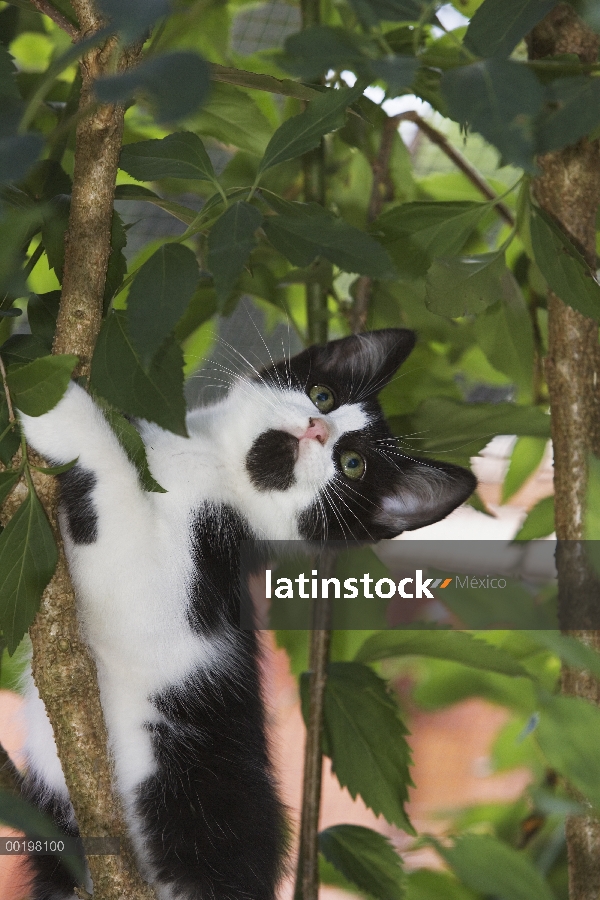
[19,381,151,546]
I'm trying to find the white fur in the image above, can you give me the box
[18,378,368,829]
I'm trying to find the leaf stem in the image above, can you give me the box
[0,356,15,426]
[29,0,79,39]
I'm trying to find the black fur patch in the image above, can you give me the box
[138,649,287,900]
[20,774,83,900]
[58,466,98,545]
[246,429,298,492]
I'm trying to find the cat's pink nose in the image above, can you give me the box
[300,417,329,445]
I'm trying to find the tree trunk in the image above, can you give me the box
[529,7,600,898]
[26,2,155,897]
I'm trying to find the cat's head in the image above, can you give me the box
[215,329,475,541]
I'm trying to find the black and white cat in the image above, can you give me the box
[18,328,475,900]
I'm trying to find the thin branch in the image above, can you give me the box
[294,551,335,900]
[0,355,15,425]
[351,114,399,333]
[29,0,79,39]
[396,111,516,228]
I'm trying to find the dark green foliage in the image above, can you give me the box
[126,243,199,366]
[120,133,216,183]
[319,825,405,900]
[0,488,57,654]
[207,202,263,308]
[6,355,78,416]
[464,0,558,58]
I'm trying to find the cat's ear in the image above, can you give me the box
[376,457,477,534]
[313,329,416,396]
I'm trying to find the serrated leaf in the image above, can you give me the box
[405,869,478,900]
[21,159,72,202]
[263,201,396,278]
[537,693,600,813]
[441,60,544,172]
[114,184,198,225]
[31,458,78,476]
[0,469,19,506]
[207,202,262,309]
[95,52,210,124]
[514,495,554,540]
[502,436,546,502]
[27,291,60,351]
[425,250,506,317]
[530,206,600,320]
[104,210,128,308]
[120,132,216,183]
[317,661,414,832]
[127,243,199,367]
[434,834,555,900]
[464,0,558,58]
[0,134,44,185]
[319,825,404,900]
[0,489,57,654]
[96,0,169,41]
[473,272,535,400]
[192,83,273,157]
[0,44,19,100]
[0,335,50,368]
[355,630,530,677]
[370,56,419,94]
[531,631,600,681]
[8,355,78,416]
[90,311,187,436]
[0,790,85,883]
[283,27,368,81]
[258,84,363,177]
[98,402,166,493]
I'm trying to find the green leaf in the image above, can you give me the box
[0,335,50,368]
[0,469,19,506]
[41,194,70,281]
[7,355,78,416]
[586,453,600,539]
[514,495,554,540]
[319,825,404,900]
[390,397,551,464]
[0,488,57,654]
[320,661,414,832]
[355,630,530,677]
[441,60,544,172]
[473,273,535,400]
[31,459,78,476]
[283,27,368,81]
[95,52,210,124]
[207,202,263,309]
[263,201,396,278]
[537,693,600,813]
[27,291,60,351]
[425,250,507,317]
[120,132,216,184]
[90,311,187,437]
[114,184,198,225]
[97,401,166,493]
[405,869,478,900]
[104,210,128,308]
[0,790,85,883]
[502,436,547,502]
[370,56,419,95]
[464,0,558,58]
[174,281,218,343]
[530,206,600,320]
[127,243,199,367]
[0,134,44,185]
[434,834,555,900]
[0,44,20,100]
[537,76,600,153]
[530,631,600,681]
[258,84,363,177]
[373,201,490,279]
[0,403,19,466]
[192,83,273,157]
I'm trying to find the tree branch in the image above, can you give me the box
[397,111,516,228]
[29,0,79,39]
[26,2,156,897]
[529,6,600,900]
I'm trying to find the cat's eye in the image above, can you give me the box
[309,384,335,413]
[340,451,365,480]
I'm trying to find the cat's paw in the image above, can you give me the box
[18,381,101,465]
